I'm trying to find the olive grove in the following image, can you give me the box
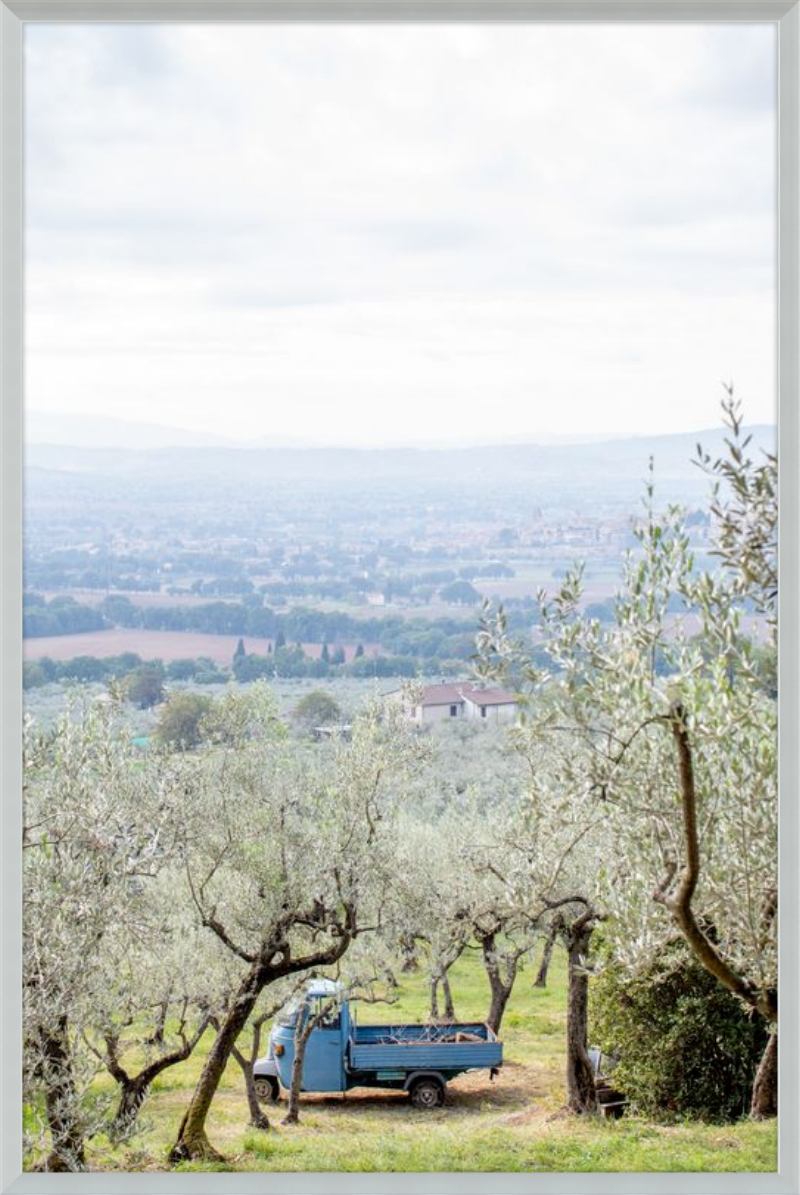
[20,401,778,1173]
[23,697,199,1169]
[477,401,778,1116]
[22,685,425,1168]
[166,691,424,1161]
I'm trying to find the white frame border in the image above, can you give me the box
[1,3,797,1192]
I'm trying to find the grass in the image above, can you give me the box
[78,949,777,1174]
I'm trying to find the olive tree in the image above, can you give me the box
[478,429,778,1116]
[84,888,232,1139]
[23,697,181,1170]
[167,691,422,1162]
[465,737,608,1112]
[227,977,307,1130]
[391,815,475,1023]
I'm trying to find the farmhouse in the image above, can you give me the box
[387,682,519,727]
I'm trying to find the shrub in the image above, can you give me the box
[590,942,768,1122]
[154,692,215,749]
[125,664,166,709]
[292,690,342,733]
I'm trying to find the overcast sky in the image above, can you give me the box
[24,22,777,447]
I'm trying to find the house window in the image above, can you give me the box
[481,705,487,718]
[450,704,458,717]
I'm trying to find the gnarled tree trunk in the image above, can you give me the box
[656,706,778,1118]
[229,984,305,1131]
[480,931,518,1035]
[543,903,601,1116]
[108,1017,211,1139]
[170,960,265,1163]
[231,1042,271,1131]
[564,914,597,1115]
[169,902,355,1162]
[534,920,559,989]
[750,1029,778,1119]
[113,1075,153,1138]
[281,998,336,1126]
[34,1018,85,1172]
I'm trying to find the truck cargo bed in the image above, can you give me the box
[348,1021,502,1073]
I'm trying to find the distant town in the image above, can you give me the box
[22,422,771,693]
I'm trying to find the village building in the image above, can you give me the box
[386,682,519,727]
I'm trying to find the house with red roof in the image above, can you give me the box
[387,681,519,727]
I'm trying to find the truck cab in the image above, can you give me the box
[253,978,345,1100]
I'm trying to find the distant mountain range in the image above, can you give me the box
[23,420,776,518]
[25,417,776,475]
[25,409,686,454]
[25,411,235,451]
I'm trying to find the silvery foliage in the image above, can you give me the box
[22,681,425,1167]
[696,389,777,620]
[23,693,185,1166]
[391,796,544,992]
[85,873,238,1134]
[478,492,776,1001]
[169,684,426,975]
[388,713,605,993]
[391,810,479,983]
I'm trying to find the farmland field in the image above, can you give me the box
[23,629,375,665]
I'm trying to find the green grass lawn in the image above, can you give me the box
[80,949,777,1174]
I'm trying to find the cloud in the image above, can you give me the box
[23,23,777,444]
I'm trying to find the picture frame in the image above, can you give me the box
[0,2,797,1192]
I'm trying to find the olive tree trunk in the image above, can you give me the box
[534,920,559,989]
[440,969,456,1021]
[564,914,598,1115]
[429,967,457,1022]
[170,961,266,1163]
[750,1030,778,1119]
[107,1018,211,1139]
[169,904,355,1163]
[654,705,778,1118]
[480,931,518,1035]
[429,974,440,1021]
[34,1018,86,1172]
[281,998,336,1126]
[400,933,419,973]
[230,1042,271,1131]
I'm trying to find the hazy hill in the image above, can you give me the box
[26,411,235,452]
[25,424,776,498]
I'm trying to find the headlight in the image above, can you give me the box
[275,1044,285,1056]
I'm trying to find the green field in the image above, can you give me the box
[82,950,777,1174]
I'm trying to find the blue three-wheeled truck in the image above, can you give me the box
[253,979,503,1109]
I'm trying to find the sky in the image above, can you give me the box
[23,23,777,448]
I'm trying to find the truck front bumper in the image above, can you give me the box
[253,1055,280,1079]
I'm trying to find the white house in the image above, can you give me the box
[386,682,519,727]
[461,687,520,725]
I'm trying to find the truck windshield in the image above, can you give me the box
[276,998,302,1028]
[316,998,341,1029]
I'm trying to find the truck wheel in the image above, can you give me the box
[409,1077,445,1109]
[254,1077,280,1103]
